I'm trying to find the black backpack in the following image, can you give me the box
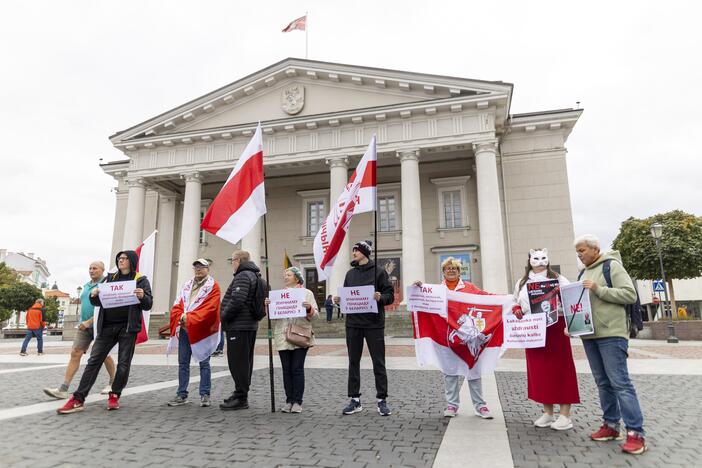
[578,259,643,336]
[250,275,269,321]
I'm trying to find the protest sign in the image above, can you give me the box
[503,313,547,348]
[338,285,378,314]
[98,280,140,308]
[561,282,595,336]
[526,279,560,327]
[406,284,447,315]
[268,288,307,319]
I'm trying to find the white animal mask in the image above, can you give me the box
[529,249,549,268]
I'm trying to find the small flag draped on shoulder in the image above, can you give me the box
[313,136,376,280]
[201,124,266,245]
[282,15,307,32]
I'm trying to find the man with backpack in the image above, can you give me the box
[219,249,266,410]
[574,234,647,455]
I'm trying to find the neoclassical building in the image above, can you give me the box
[102,58,581,322]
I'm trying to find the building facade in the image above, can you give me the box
[0,249,50,289]
[102,58,582,318]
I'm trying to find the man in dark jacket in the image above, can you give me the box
[219,249,261,410]
[57,250,152,414]
[336,240,394,416]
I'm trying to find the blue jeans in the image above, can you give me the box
[177,329,211,398]
[582,337,644,434]
[215,330,224,352]
[21,328,43,353]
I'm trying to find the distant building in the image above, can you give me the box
[0,249,50,288]
[44,284,72,328]
[636,278,702,320]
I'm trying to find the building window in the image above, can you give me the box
[306,200,325,237]
[378,195,397,231]
[442,190,462,228]
[200,200,211,245]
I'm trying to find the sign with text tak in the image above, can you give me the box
[268,288,307,319]
[338,285,378,314]
[406,284,447,315]
[97,280,140,309]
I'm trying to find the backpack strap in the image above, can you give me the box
[602,259,613,288]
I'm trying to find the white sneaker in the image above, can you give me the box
[550,415,573,431]
[281,403,292,413]
[291,403,302,413]
[474,406,493,419]
[100,385,112,395]
[43,387,68,400]
[534,413,556,427]
[443,405,458,418]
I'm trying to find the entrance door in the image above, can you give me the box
[304,267,326,310]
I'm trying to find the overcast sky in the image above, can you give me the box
[1,0,700,294]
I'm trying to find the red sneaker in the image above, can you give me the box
[622,431,647,454]
[590,424,623,441]
[57,396,84,414]
[107,392,120,411]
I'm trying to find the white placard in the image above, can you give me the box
[503,313,547,349]
[561,282,595,337]
[98,280,140,309]
[406,284,447,315]
[268,288,307,319]
[338,286,378,314]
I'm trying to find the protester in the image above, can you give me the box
[56,250,152,414]
[167,259,221,408]
[44,262,115,399]
[575,234,646,454]
[20,299,45,356]
[335,240,394,416]
[324,295,334,322]
[414,257,515,419]
[219,250,264,410]
[265,267,318,413]
[513,249,579,430]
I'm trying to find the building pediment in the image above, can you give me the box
[110,58,512,147]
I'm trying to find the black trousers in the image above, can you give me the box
[73,324,137,401]
[278,347,309,404]
[226,330,257,400]
[346,327,388,399]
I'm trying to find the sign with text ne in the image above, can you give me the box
[406,284,447,315]
[268,288,307,319]
[338,286,378,314]
[98,280,140,309]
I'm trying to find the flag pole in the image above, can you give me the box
[305,11,309,59]
[374,209,378,291]
[263,214,275,413]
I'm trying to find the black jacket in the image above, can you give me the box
[90,250,153,336]
[221,261,260,332]
[343,260,394,329]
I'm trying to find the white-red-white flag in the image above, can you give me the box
[201,124,266,245]
[412,290,513,379]
[134,230,156,344]
[313,136,377,280]
[282,15,307,32]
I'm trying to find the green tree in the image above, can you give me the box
[0,263,21,321]
[612,210,702,318]
[0,282,43,322]
[44,296,60,326]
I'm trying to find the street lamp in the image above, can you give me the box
[650,223,678,343]
[75,286,83,316]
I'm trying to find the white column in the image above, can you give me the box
[176,172,202,289]
[398,150,426,295]
[153,192,177,314]
[122,177,146,249]
[326,156,350,297]
[241,218,262,268]
[474,140,508,293]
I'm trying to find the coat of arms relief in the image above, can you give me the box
[281,84,305,115]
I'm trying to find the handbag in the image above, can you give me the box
[285,323,313,348]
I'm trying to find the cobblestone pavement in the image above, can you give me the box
[496,372,702,468]
[0,367,448,467]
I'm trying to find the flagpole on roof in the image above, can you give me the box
[305,11,309,59]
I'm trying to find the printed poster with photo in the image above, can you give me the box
[561,282,595,337]
[379,257,401,311]
[526,279,561,327]
[439,253,471,282]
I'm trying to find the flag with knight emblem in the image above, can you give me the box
[412,290,514,379]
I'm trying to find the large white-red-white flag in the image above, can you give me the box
[313,136,377,280]
[201,124,266,245]
[282,15,307,32]
[412,290,514,379]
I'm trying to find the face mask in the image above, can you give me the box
[529,248,549,268]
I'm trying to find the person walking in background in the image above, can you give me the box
[43,262,115,399]
[265,267,318,413]
[20,298,45,356]
[574,234,646,455]
[513,249,579,430]
[324,295,334,322]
